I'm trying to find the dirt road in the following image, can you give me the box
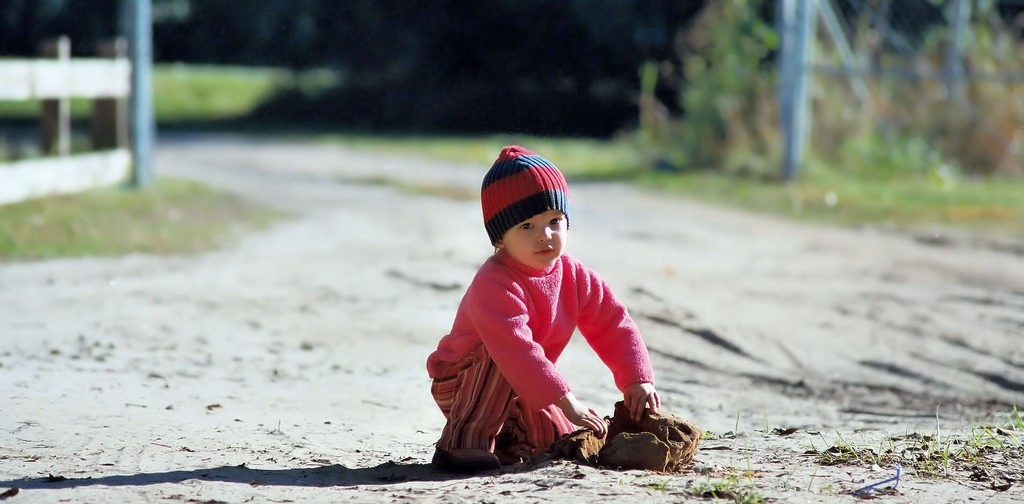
[2,135,1021,502]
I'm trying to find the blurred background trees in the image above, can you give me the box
[0,0,704,137]
[1,0,1022,178]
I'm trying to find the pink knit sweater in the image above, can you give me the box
[426,251,655,410]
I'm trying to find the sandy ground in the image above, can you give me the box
[2,134,1022,503]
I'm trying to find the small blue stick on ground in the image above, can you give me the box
[852,464,902,497]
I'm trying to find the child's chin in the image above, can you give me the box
[533,254,561,268]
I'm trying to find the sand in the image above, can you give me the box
[2,134,1021,503]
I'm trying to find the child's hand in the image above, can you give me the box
[556,392,607,438]
[623,382,660,422]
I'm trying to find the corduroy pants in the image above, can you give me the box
[430,345,576,456]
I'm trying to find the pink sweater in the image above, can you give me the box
[426,251,655,410]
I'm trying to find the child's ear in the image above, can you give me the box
[494,239,504,250]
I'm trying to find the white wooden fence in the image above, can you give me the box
[0,37,132,205]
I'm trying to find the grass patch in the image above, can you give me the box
[635,478,672,492]
[0,178,281,261]
[689,478,767,504]
[151,64,295,124]
[636,167,1024,237]
[0,64,310,162]
[0,65,301,124]
[1009,406,1024,430]
[809,411,1023,483]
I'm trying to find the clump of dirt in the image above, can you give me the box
[600,431,671,470]
[552,401,702,472]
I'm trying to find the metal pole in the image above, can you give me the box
[129,0,154,188]
[819,0,867,103]
[777,0,796,150]
[780,0,816,182]
[945,0,970,104]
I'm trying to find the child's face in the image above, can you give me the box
[496,209,568,270]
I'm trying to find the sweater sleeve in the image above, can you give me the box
[574,262,655,392]
[466,274,572,411]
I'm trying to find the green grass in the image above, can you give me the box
[637,167,1024,236]
[621,475,768,503]
[809,416,1023,480]
[689,478,768,504]
[0,64,311,124]
[1009,406,1024,430]
[152,64,295,123]
[0,178,282,260]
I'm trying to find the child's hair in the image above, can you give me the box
[480,146,571,245]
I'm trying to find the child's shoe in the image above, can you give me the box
[431,447,501,473]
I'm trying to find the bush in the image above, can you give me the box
[674,0,780,176]
[665,0,1024,180]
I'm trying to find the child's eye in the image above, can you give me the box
[549,217,562,225]
[520,222,533,230]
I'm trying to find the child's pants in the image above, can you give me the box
[430,344,576,456]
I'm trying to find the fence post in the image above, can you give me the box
[92,38,130,150]
[40,36,72,156]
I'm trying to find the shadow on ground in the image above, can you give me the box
[0,459,515,491]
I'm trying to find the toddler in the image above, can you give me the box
[426,145,660,472]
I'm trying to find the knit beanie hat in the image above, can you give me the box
[481,145,570,245]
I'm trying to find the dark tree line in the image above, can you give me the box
[0,0,704,136]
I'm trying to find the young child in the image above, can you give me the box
[426,145,660,472]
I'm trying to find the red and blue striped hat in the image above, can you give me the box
[481,145,570,245]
